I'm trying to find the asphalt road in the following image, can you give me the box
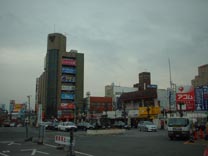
[0,127,207,156]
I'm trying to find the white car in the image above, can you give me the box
[138,121,157,132]
[58,122,77,131]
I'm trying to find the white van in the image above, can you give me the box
[167,117,192,140]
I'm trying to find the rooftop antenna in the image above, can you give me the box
[168,58,172,88]
[168,58,173,114]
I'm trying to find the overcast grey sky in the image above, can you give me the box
[0,0,208,109]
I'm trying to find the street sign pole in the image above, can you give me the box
[67,128,75,156]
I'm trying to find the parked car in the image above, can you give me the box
[58,122,77,131]
[114,121,131,130]
[2,120,11,127]
[138,121,157,132]
[77,122,95,130]
[46,122,59,130]
[40,121,52,129]
[10,122,17,127]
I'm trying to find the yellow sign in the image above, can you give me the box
[138,106,161,116]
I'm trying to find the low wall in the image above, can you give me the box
[87,129,126,135]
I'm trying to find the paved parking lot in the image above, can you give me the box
[0,127,207,156]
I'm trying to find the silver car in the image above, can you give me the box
[138,121,157,132]
[58,122,77,131]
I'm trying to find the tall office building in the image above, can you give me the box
[36,33,84,119]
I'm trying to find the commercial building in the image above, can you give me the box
[192,64,208,87]
[36,33,84,120]
[119,72,159,124]
[105,83,138,110]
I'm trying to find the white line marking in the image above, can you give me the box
[0,152,9,156]
[8,141,21,145]
[75,151,95,156]
[44,143,57,148]
[44,143,94,156]
[31,149,37,156]
[21,149,49,155]
[21,149,34,151]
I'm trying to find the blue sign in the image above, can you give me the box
[62,67,76,74]
[203,85,208,110]
[61,93,75,100]
[195,85,208,111]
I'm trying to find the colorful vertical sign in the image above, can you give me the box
[176,85,195,111]
[195,85,208,111]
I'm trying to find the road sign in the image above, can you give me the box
[55,135,70,145]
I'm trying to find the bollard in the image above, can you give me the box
[194,130,198,140]
[26,122,28,138]
[38,124,45,144]
[24,119,32,142]
[67,128,75,156]
[189,132,194,143]
[199,128,204,139]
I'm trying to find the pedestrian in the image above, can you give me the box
[160,120,164,130]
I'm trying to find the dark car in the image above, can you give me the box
[46,122,59,130]
[77,122,95,130]
[2,120,11,127]
[114,121,131,130]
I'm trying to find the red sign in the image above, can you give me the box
[62,59,76,66]
[176,86,195,111]
[59,103,75,110]
[55,135,70,145]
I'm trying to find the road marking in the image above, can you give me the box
[21,149,49,155]
[75,151,95,156]
[0,141,21,146]
[8,141,21,146]
[44,143,94,156]
[44,143,57,148]
[0,152,9,156]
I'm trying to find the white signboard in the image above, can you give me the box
[55,135,70,145]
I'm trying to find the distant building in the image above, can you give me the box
[85,96,113,120]
[138,72,151,91]
[192,64,208,87]
[119,72,159,121]
[36,33,84,120]
[105,83,138,110]
[157,89,169,110]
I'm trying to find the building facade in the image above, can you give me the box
[36,33,84,120]
[192,64,208,87]
[119,72,159,121]
[105,83,138,110]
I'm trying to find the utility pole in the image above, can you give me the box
[27,95,31,124]
[168,58,172,116]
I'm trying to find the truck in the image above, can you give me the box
[167,117,192,140]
